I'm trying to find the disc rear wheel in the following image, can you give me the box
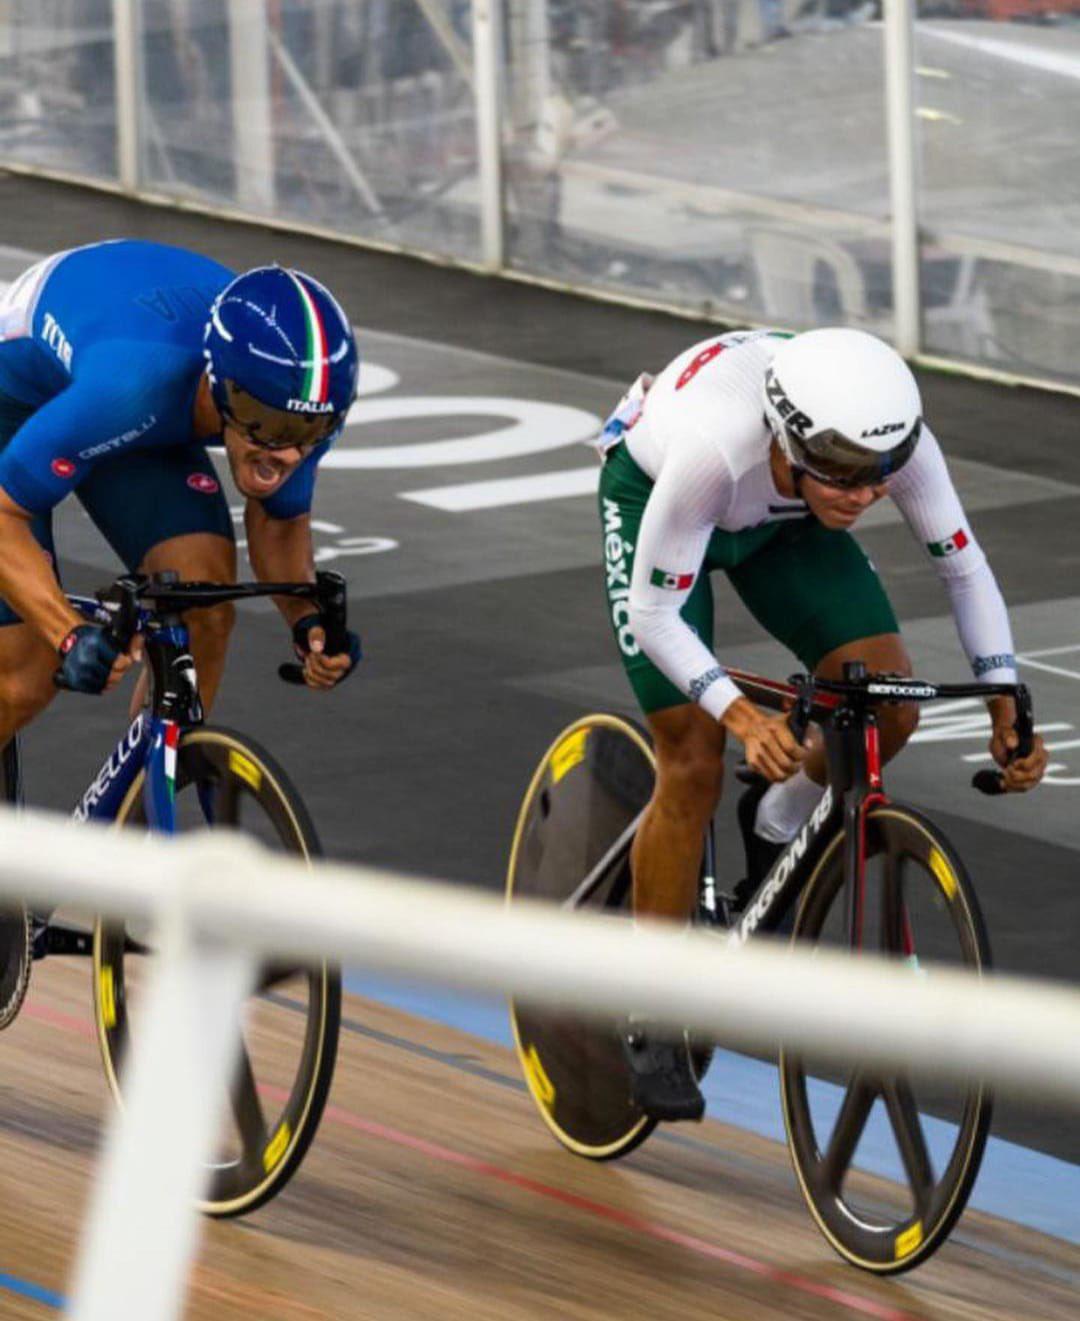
[508,714,663,1160]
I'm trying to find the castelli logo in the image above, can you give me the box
[51,458,76,479]
[187,473,219,494]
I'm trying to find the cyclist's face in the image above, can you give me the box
[800,472,888,528]
[222,422,309,499]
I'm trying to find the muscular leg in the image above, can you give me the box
[0,622,61,746]
[754,633,919,845]
[804,632,919,783]
[633,703,726,922]
[138,533,236,712]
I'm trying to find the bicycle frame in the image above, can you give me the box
[724,664,1032,951]
[67,595,200,834]
[563,663,1033,952]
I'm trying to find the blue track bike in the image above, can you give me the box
[0,569,347,1216]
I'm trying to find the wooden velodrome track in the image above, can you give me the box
[0,952,1074,1319]
[0,176,1074,1317]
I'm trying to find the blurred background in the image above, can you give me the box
[2,0,1080,384]
[0,6,1075,1317]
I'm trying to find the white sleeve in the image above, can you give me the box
[627,438,743,719]
[888,426,1017,683]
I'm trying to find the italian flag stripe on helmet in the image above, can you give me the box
[287,270,330,403]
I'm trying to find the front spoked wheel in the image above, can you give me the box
[780,803,991,1273]
[93,727,341,1217]
[508,714,666,1160]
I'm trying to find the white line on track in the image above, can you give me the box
[401,466,599,511]
[924,24,1080,83]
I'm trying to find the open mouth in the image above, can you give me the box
[247,455,284,494]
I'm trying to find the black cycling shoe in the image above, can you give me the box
[620,1022,705,1122]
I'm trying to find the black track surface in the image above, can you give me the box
[2,171,1077,1166]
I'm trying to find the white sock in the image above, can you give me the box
[754,769,825,844]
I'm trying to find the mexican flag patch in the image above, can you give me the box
[927,529,969,558]
[650,567,694,591]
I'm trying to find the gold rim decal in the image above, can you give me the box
[895,1219,923,1260]
[228,749,263,792]
[263,1122,291,1173]
[928,847,958,900]
[99,966,116,1029]
[550,729,588,785]
[523,1045,556,1110]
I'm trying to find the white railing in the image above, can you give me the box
[0,806,1076,1320]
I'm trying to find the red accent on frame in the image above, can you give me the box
[865,723,883,789]
[900,906,916,958]
[164,721,180,750]
[725,667,841,713]
[854,791,888,952]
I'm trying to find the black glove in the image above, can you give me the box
[292,613,362,682]
[55,624,122,694]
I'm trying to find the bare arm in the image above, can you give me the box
[244,499,352,689]
[0,485,81,646]
[244,498,317,629]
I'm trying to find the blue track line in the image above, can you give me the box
[0,1270,64,1309]
[344,972,1080,1246]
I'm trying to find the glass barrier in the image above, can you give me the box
[501,0,894,338]
[0,0,117,180]
[915,5,1080,385]
[138,0,481,262]
[1,1,1080,387]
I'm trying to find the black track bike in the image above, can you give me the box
[507,662,1034,1273]
[0,569,350,1216]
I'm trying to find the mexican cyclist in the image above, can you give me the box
[597,326,1047,1122]
[0,238,362,735]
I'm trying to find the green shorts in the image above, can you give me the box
[598,442,899,714]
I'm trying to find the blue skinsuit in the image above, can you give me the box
[0,239,331,624]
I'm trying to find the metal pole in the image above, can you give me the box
[70,897,255,1321]
[472,0,505,270]
[228,0,276,214]
[883,0,921,357]
[112,0,141,189]
[267,26,384,220]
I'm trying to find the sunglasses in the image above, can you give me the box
[219,380,340,452]
[787,419,921,489]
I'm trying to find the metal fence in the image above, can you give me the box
[0,805,1076,1319]
[1,1,1079,388]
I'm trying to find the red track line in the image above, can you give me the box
[30,1003,919,1320]
[23,999,96,1041]
[314,1097,921,1321]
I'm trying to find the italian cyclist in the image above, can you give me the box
[597,326,1047,1121]
[0,238,362,745]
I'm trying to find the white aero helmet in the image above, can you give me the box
[763,328,922,488]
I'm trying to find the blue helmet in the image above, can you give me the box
[203,265,358,448]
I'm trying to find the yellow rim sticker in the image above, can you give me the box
[523,1045,556,1111]
[229,749,263,793]
[99,966,116,1030]
[263,1122,291,1173]
[550,729,588,785]
[929,847,957,900]
[895,1219,923,1260]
